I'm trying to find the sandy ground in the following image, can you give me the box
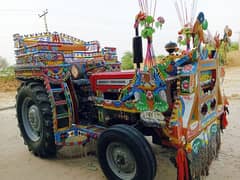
[0,78,19,92]
[0,66,239,180]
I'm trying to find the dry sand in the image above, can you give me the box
[0,78,19,92]
[0,64,239,180]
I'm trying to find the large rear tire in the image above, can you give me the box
[97,124,156,180]
[16,82,56,158]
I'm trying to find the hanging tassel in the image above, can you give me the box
[220,104,229,130]
[223,96,229,106]
[176,148,189,180]
[144,37,156,71]
[221,111,228,129]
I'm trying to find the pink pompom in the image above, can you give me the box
[157,16,165,24]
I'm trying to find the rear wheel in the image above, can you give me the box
[97,124,156,180]
[16,82,56,157]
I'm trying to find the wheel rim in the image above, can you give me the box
[106,142,137,180]
[22,97,41,142]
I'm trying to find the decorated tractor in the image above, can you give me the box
[14,1,229,180]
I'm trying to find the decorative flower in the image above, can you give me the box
[134,12,146,28]
[141,27,155,39]
[146,91,153,100]
[182,80,189,89]
[155,16,165,29]
[224,25,232,37]
[145,16,154,24]
[178,35,183,42]
[183,64,193,72]
[136,11,146,21]
[157,16,165,24]
[197,12,205,24]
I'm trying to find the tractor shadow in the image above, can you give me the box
[48,137,177,180]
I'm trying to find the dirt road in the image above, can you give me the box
[0,67,239,180]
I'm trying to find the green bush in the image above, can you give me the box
[229,42,239,51]
[0,66,15,80]
[121,51,134,70]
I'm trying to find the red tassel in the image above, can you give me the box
[223,96,229,106]
[222,112,228,129]
[176,148,189,180]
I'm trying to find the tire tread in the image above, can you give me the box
[16,81,56,158]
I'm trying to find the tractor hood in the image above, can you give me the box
[90,71,135,92]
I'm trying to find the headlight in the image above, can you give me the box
[70,64,81,79]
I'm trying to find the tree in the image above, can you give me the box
[121,51,134,70]
[0,56,8,70]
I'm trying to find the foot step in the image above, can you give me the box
[52,88,63,93]
[57,113,69,119]
[55,100,67,106]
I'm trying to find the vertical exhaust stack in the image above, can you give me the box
[133,13,143,69]
[133,35,143,69]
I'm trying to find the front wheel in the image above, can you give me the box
[97,124,156,180]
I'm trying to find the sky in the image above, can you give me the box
[0,0,239,65]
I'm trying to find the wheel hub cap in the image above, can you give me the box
[28,105,41,132]
[106,142,136,180]
[22,97,42,142]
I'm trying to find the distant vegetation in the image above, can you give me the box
[0,57,15,80]
[229,42,239,51]
[0,56,8,70]
[121,51,134,70]
[0,66,15,80]
[0,65,17,91]
[206,41,238,52]
[217,41,238,65]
